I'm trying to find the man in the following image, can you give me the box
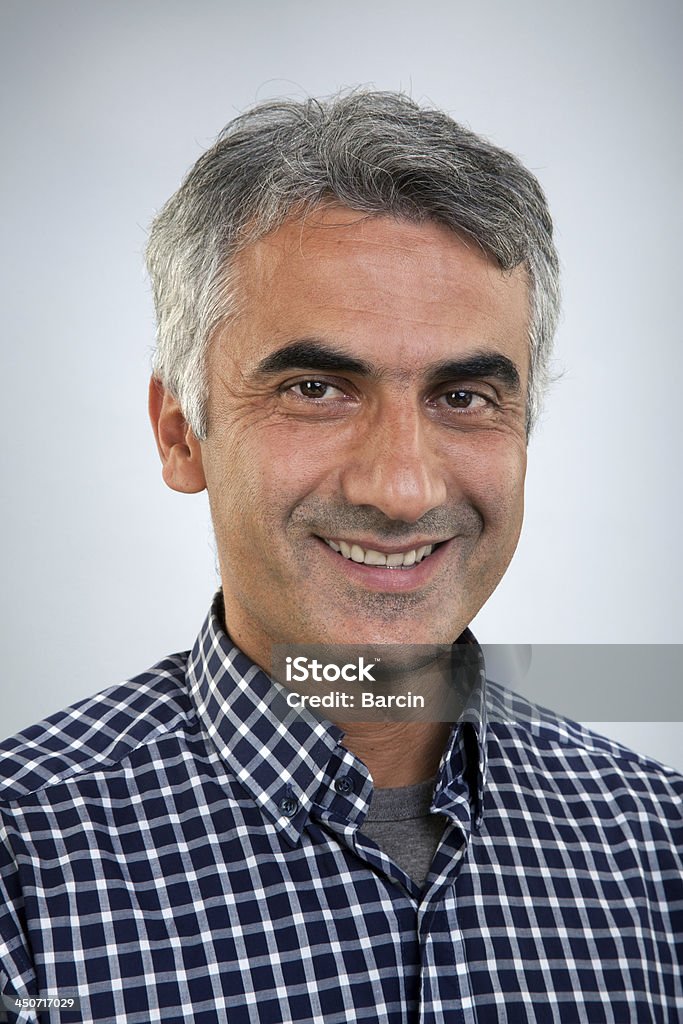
[0,92,680,1023]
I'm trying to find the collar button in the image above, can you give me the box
[335,776,354,795]
[279,796,299,817]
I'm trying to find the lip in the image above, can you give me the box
[314,535,455,592]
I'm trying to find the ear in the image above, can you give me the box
[148,377,207,494]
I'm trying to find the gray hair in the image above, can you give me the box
[146,91,560,438]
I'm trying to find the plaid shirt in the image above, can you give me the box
[1,596,681,1023]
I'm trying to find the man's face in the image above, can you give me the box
[198,206,530,667]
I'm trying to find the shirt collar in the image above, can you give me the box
[187,592,489,842]
[439,637,489,830]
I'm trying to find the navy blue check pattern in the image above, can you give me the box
[1,594,682,1023]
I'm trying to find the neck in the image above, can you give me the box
[339,720,453,788]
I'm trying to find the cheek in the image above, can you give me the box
[459,440,526,531]
[204,424,330,536]
[245,418,346,499]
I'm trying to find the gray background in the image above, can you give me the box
[2,1,681,768]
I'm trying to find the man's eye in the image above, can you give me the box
[290,380,344,400]
[441,389,488,410]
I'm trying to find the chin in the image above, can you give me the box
[327,615,464,648]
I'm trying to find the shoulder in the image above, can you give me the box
[0,652,192,804]
[485,681,683,820]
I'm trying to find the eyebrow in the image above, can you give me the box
[254,338,522,393]
[256,340,372,377]
[428,354,521,393]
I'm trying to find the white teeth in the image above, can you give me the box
[324,539,436,568]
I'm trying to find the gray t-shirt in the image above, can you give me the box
[361,778,448,889]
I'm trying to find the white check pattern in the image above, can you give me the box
[0,594,681,1023]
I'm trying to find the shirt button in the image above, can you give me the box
[279,796,299,817]
[335,776,354,795]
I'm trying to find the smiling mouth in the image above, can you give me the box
[321,538,444,568]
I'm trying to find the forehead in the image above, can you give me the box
[221,206,531,379]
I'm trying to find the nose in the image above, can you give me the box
[340,402,448,523]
